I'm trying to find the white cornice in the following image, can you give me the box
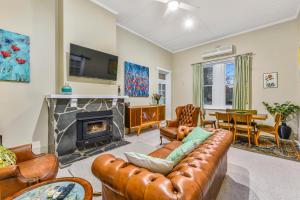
[173,15,299,53]
[90,1,300,54]
[89,0,118,15]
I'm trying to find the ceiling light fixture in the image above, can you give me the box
[184,18,194,29]
[168,1,179,11]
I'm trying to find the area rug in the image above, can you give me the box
[232,136,300,162]
[58,140,130,168]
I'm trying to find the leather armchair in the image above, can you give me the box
[0,144,58,199]
[160,104,200,144]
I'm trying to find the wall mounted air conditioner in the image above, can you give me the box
[201,45,235,59]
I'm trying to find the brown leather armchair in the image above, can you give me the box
[0,144,58,199]
[160,104,200,144]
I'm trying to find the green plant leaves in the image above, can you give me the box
[262,101,300,122]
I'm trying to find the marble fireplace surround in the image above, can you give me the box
[46,95,128,167]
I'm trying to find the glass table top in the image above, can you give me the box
[14,181,85,200]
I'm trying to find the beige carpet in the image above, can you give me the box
[58,129,300,200]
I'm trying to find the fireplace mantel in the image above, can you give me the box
[46,94,129,99]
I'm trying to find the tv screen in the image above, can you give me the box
[69,43,118,81]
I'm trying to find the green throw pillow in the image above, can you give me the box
[124,152,174,175]
[182,127,212,143]
[166,139,202,164]
[0,145,16,168]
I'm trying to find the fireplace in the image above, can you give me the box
[76,110,113,149]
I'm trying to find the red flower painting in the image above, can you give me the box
[1,51,11,58]
[16,58,26,64]
[11,45,20,51]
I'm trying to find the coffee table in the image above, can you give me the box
[5,177,93,200]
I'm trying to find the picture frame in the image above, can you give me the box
[124,61,149,97]
[263,72,278,89]
[0,29,30,82]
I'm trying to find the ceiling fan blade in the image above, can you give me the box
[179,2,198,10]
[153,0,169,3]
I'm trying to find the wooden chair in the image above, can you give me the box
[232,113,254,147]
[216,112,233,131]
[255,113,281,147]
[200,109,216,128]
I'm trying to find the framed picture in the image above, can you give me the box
[263,72,278,88]
[124,61,149,97]
[0,29,30,82]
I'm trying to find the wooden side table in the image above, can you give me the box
[5,177,93,200]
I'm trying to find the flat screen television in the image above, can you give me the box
[69,43,118,81]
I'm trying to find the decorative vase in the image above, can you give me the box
[156,99,160,105]
[61,83,72,95]
[278,122,292,139]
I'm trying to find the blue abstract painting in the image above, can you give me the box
[124,61,149,97]
[0,29,30,82]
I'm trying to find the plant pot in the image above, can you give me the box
[278,122,292,139]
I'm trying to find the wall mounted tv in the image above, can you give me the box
[69,43,118,81]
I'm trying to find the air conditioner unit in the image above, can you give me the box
[201,45,235,59]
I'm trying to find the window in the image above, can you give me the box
[203,59,235,109]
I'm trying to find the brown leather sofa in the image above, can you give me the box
[0,144,58,199]
[92,129,233,200]
[160,104,200,144]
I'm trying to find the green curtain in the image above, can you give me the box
[233,54,252,109]
[192,63,204,108]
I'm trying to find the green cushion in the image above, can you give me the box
[124,152,174,175]
[0,145,16,168]
[166,139,202,164]
[182,127,212,143]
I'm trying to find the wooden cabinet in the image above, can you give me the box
[125,105,165,135]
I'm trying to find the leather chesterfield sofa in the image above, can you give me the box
[92,129,233,200]
[0,144,58,199]
[160,104,200,144]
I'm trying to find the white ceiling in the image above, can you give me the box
[94,0,300,53]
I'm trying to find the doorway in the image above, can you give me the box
[157,68,171,120]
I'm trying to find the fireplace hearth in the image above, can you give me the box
[76,110,113,149]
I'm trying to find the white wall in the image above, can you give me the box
[0,0,172,149]
[172,20,300,138]
[60,0,173,105]
[116,26,173,105]
[0,0,56,150]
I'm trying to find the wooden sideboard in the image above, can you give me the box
[125,105,165,135]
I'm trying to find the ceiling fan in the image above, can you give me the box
[154,0,198,11]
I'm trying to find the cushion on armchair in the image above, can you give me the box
[0,145,16,168]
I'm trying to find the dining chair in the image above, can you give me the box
[199,109,216,128]
[232,113,254,147]
[216,112,233,131]
[255,113,281,147]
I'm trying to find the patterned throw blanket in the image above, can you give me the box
[0,145,16,168]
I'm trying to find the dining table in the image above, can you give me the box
[209,112,268,121]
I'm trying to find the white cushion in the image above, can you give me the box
[124,152,174,175]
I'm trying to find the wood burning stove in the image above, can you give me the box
[76,110,113,149]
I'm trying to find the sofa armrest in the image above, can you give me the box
[92,154,202,200]
[177,126,194,141]
[9,144,43,163]
[0,165,38,185]
[166,120,178,127]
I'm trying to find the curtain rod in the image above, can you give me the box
[191,52,255,66]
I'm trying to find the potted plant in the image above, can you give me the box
[153,93,162,105]
[262,101,300,139]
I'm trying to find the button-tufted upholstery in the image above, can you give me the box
[160,104,200,144]
[92,129,233,200]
